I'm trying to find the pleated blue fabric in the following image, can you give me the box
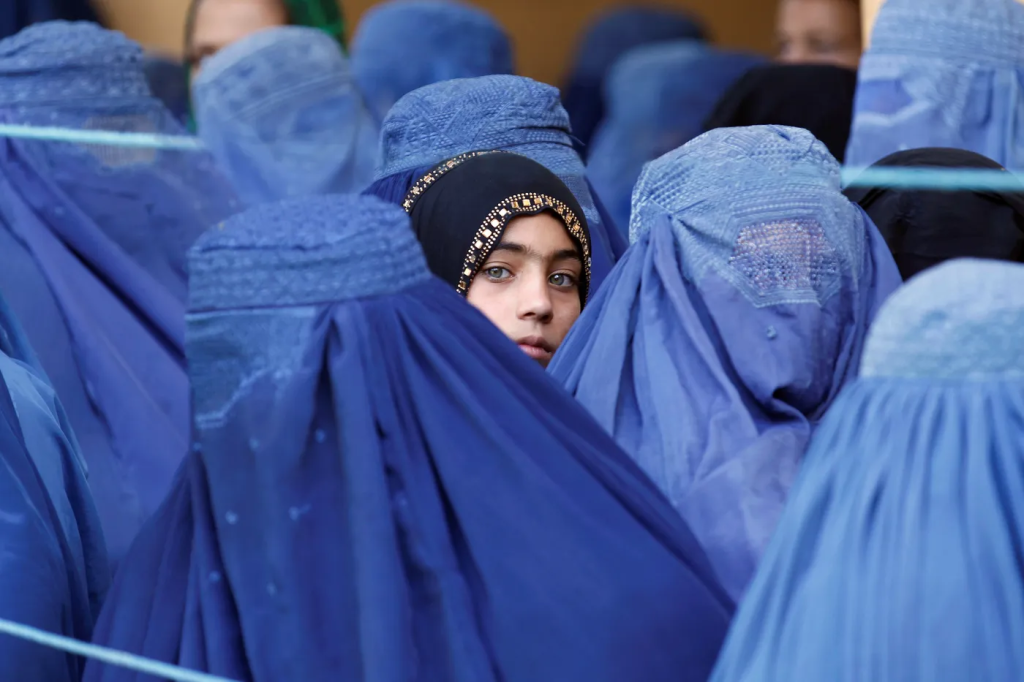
[366,74,626,292]
[846,0,1024,168]
[562,6,707,155]
[193,26,379,205]
[351,0,514,121]
[0,292,109,682]
[587,41,763,232]
[86,193,733,681]
[711,258,1024,682]
[0,21,239,563]
[550,125,902,599]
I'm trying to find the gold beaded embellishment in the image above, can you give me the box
[454,192,591,300]
[401,150,591,302]
[401,150,505,213]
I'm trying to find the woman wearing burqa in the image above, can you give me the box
[711,259,1024,681]
[86,194,733,681]
[550,126,901,599]
[0,22,239,563]
[192,25,379,204]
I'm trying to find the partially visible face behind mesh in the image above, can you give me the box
[630,126,858,309]
[627,126,874,417]
[0,22,240,297]
[729,216,841,306]
[9,102,240,297]
[80,114,159,167]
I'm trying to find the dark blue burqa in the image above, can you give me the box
[0,292,109,681]
[86,194,733,681]
[0,0,98,39]
[0,22,239,563]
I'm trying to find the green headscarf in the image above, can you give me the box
[282,0,346,48]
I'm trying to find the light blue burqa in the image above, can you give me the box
[846,0,1024,168]
[587,41,763,232]
[193,26,379,205]
[351,0,514,121]
[711,258,1024,681]
[549,125,902,599]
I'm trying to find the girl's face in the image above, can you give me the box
[466,213,583,367]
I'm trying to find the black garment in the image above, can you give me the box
[845,148,1024,280]
[704,63,857,163]
[404,151,592,305]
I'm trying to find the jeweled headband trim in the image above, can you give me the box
[401,150,506,213]
[402,150,591,302]
[455,192,591,300]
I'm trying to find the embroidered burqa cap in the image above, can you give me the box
[368,74,626,292]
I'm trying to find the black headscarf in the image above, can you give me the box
[404,151,592,304]
[844,148,1024,280]
[703,64,857,162]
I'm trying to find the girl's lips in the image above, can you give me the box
[518,342,553,361]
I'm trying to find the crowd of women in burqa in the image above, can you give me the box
[0,0,1022,679]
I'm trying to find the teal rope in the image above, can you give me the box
[0,617,240,682]
[0,124,204,150]
[840,166,1024,191]
[5,124,1024,193]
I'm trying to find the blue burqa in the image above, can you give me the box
[587,41,763,232]
[86,194,733,681]
[0,292,109,681]
[351,0,514,122]
[549,126,902,600]
[711,258,1024,681]
[363,74,626,294]
[562,6,707,155]
[846,0,1024,168]
[193,26,379,206]
[0,21,240,563]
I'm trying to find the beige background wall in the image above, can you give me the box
[90,0,777,86]
[862,0,1024,46]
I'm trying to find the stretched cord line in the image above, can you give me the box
[841,166,1024,191]
[0,617,240,682]
[3,124,1024,193]
[0,124,204,151]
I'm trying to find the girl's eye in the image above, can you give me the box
[483,266,512,281]
[549,272,577,288]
